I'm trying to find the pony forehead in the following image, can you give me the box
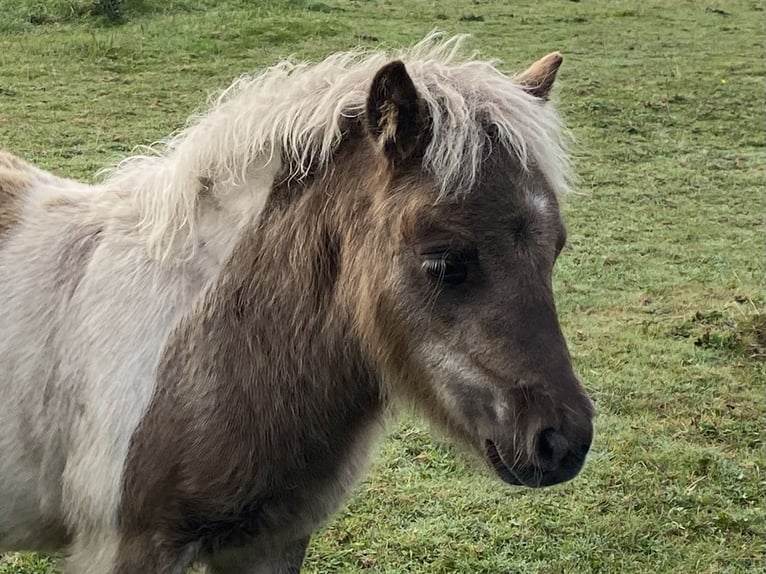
[292,34,570,196]
[399,36,572,198]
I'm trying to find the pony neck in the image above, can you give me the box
[158,155,386,475]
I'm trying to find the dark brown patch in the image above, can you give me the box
[119,131,391,565]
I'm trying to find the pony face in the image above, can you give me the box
[360,57,594,488]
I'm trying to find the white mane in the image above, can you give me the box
[102,33,572,260]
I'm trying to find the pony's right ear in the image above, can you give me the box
[366,60,425,164]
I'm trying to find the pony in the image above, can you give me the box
[0,35,595,573]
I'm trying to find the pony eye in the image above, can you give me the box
[422,254,469,285]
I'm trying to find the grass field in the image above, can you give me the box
[0,0,763,572]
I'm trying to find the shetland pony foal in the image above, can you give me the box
[0,37,594,573]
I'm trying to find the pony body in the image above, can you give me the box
[0,35,593,573]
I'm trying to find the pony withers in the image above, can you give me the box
[0,35,594,573]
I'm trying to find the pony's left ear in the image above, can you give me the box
[366,60,425,164]
[515,52,564,101]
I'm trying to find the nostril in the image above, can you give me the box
[536,427,569,470]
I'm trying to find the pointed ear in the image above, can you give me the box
[515,52,563,101]
[366,60,425,164]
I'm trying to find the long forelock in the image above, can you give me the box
[101,33,572,260]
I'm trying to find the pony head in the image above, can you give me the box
[347,47,593,488]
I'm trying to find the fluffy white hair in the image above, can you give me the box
[102,33,572,260]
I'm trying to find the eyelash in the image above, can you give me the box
[421,251,472,285]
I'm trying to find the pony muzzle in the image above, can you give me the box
[484,413,593,488]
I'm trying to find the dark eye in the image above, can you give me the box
[421,251,471,286]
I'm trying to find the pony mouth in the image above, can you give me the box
[484,440,525,486]
[484,439,587,488]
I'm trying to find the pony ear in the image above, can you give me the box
[366,60,424,164]
[515,52,564,101]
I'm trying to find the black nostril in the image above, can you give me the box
[536,427,569,470]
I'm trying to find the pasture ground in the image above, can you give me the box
[0,1,763,572]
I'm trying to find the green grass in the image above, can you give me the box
[0,0,763,572]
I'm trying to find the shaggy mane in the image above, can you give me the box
[102,33,572,260]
